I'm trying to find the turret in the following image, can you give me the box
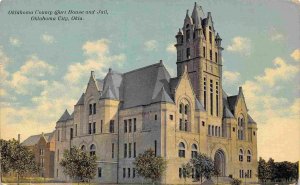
[175,29,183,45]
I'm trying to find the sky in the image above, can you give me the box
[0,0,299,162]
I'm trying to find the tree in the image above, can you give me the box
[0,139,39,185]
[267,158,277,181]
[214,167,221,185]
[231,178,242,185]
[190,153,215,183]
[60,146,97,184]
[258,157,271,183]
[181,162,193,183]
[133,149,167,184]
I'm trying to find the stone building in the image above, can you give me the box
[54,2,258,184]
[22,132,55,178]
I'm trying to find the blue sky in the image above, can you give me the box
[0,0,299,162]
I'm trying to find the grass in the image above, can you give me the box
[2,176,53,183]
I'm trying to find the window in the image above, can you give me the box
[247,150,252,162]
[93,103,96,114]
[40,158,44,167]
[178,142,185,158]
[233,127,235,132]
[179,103,183,113]
[81,145,86,151]
[89,104,92,115]
[134,142,136,157]
[93,122,96,134]
[70,128,73,139]
[129,143,132,158]
[88,123,92,134]
[192,168,195,179]
[212,125,214,136]
[75,124,77,136]
[186,30,190,42]
[179,119,183,131]
[218,127,221,137]
[186,48,190,59]
[210,80,213,115]
[209,31,212,43]
[170,115,173,120]
[208,125,211,135]
[124,144,127,158]
[155,114,157,120]
[133,168,136,178]
[179,168,182,178]
[98,167,102,178]
[109,120,114,133]
[204,77,207,110]
[239,169,244,178]
[123,168,126,178]
[191,144,198,158]
[128,168,131,178]
[57,149,59,161]
[253,131,256,136]
[134,118,137,132]
[112,143,114,158]
[210,49,212,60]
[184,105,189,115]
[57,169,58,177]
[40,148,44,156]
[215,52,218,63]
[203,47,206,57]
[57,130,60,141]
[216,82,219,116]
[100,120,103,133]
[124,120,127,133]
[215,126,218,136]
[202,121,205,126]
[129,119,132,133]
[90,144,96,156]
[154,140,157,157]
[239,149,244,162]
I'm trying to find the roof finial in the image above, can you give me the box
[186,9,189,16]
[194,2,197,7]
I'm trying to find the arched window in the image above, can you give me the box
[184,105,189,115]
[191,144,198,158]
[179,104,183,114]
[81,145,86,151]
[90,144,96,156]
[212,126,215,136]
[238,115,244,140]
[178,142,185,158]
[239,149,244,162]
[247,150,251,162]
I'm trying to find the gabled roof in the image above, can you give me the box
[102,69,122,99]
[222,89,235,118]
[227,95,238,112]
[152,86,174,104]
[76,93,85,105]
[22,131,54,147]
[248,114,256,124]
[195,98,205,112]
[57,109,71,122]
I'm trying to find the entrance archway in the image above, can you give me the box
[214,149,226,176]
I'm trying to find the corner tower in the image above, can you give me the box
[175,2,223,119]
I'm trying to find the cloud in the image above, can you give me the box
[41,33,55,44]
[241,56,300,162]
[227,36,251,56]
[144,40,158,51]
[254,57,298,87]
[291,0,300,4]
[290,49,300,61]
[64,39,126,83]
[223,70,240,84]
[9,37,21,46]
[269,27,284,41]
[9,55,54,95]
[166,43,176,53]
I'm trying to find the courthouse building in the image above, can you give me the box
[54,2,258,184]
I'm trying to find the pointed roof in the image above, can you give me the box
[102,68,122,99]
[195,98,205,112]
[87,71,99,91]
[191,2,205,27]
[152,86,174,104]
[100,86,117,100]
[248,114,256,124]
[223,105,234,118]
[57,109,71,122]
[184,9,193,25]
[76,93,85,105]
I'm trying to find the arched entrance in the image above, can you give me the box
[214,149,226,176]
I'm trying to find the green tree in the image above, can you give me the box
[258,157,271,183]
[133,149,167,184]
[267,158,277,181]
[0,139,39,185]
[181,162,193,183]
[190,153,215,183]
[60,146,97,184]
[231,178,242,185]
